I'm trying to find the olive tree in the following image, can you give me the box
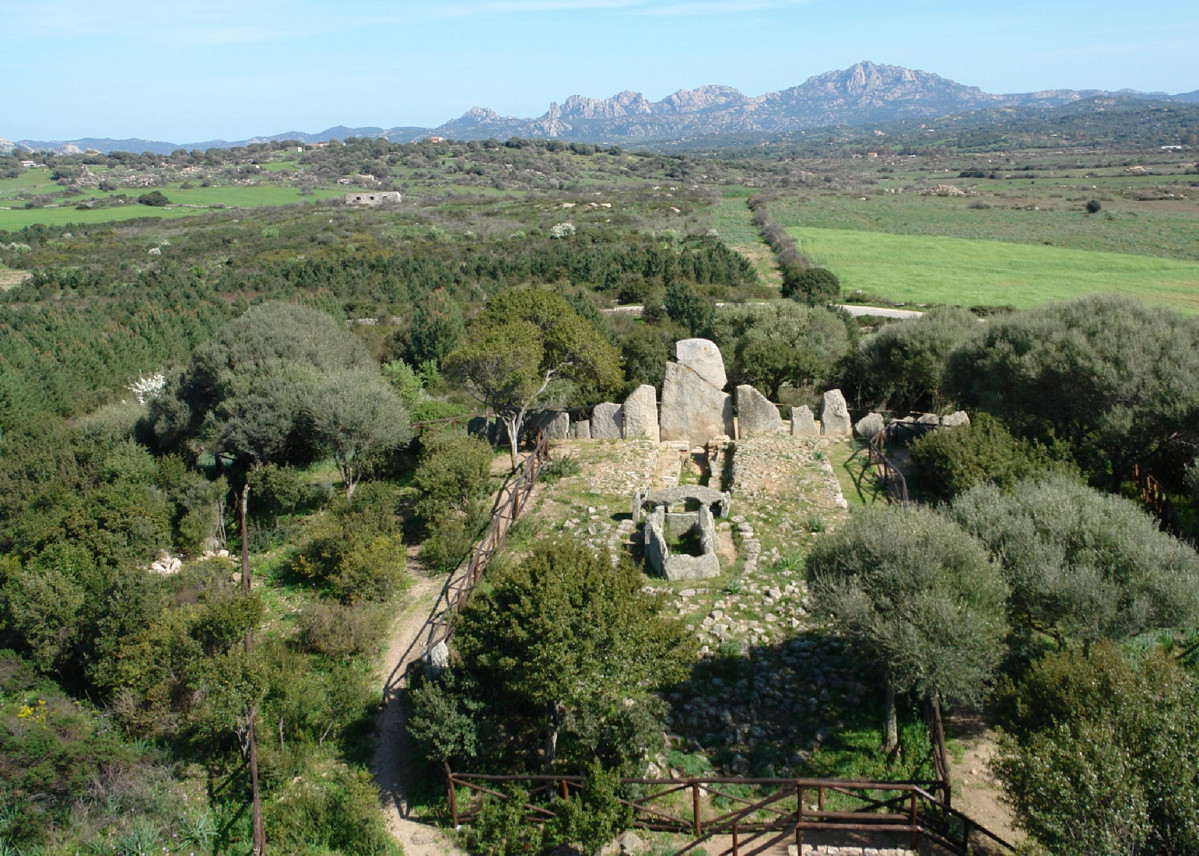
[949,474,1199,646]
[304,368,410,500]
[944,295,1199,486]
[445,291,620,469]
[807,506,1008,753]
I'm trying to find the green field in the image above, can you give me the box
[791,226,1199,311]
[772,191,1199,262]
[0,184,351,231]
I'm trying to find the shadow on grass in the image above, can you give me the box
[664,630,936,784]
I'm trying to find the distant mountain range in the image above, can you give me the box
[5,61,1198,155]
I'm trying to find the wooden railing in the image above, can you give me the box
[868,429,911,505]
[1133,463,1186,541]
[421,431,552,659]
[443,770,1014,855]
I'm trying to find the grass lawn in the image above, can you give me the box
[790,226,1199,311]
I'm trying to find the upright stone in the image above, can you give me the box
[791,405,817,436]
[571,419,591,440]
[623,384,659,441]
[736,384,783,437]
[821,389,852,436]
[660,362,734,445]
[528,409,570,440]
[675,338,727,388]
[591,402,623,440]
[941,410,971,428]
[854,411,886,440]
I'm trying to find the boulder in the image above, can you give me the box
[675,338,727,388]
[570,419,591,440]
[820,389,852,436]
[623,384,659,440]
[941,410,971,428]
[591,402,623,440]
[854,411,886,440]
[466,415,490,440]
[791,405,818,435]
[736,384,783,437]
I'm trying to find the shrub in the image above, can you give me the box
[781,266,840,305]
[294,600,388,659]
[993,643,1199,856]
[908,413,1073,501]
[538,454,581,485]
[949,474,1199,645]
[137,190,171,207]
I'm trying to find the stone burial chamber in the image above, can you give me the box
[634,485,729,581]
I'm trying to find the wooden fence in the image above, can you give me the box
[867,429,911,505]
[420,431,552,659]
[443,770,1014,855]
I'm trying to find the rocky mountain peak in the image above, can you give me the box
[659,85,748,114]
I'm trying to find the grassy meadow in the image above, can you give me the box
[791,225,1199,311]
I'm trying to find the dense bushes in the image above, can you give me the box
[944,295,1199,486]
[839,306,980,413]
[292,483,408,603]
[994,644,1199,856]
[908,412,1072,501]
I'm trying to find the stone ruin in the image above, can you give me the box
[635,485,729,581]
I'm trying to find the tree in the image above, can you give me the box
[306,368,412,500]
[137,190,171,207]
[445,291,620,469]
[407,289,465,368]
[454,541,689,772]
[993,643,1199,856]
[663,282,715,338]
[949,474,1199,646]
[806,506,1008,753]
[781,265,840,305]
[712,301,854,400]
[839,306,980,413]
[152,302,373,466]
[943,295,1199,487]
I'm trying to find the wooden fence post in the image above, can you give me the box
[796,784,804,852]
[909,790,919,851]
[692,780,701,836]
[446,763,459,829]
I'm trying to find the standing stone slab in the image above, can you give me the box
[528,409,570,440]
[675,338,727,388]
[570,419,591,440]
[623,384,659,440]
[736,384,784,438]
[660,362,734,446]
[854,411,886,440]
[591,402,623,440]
[791,405,817,436]
[821,389,852,436]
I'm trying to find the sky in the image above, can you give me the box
[3,0,1197,144]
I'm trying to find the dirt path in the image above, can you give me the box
[372,560,470,856]
[944,712,1022,850]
